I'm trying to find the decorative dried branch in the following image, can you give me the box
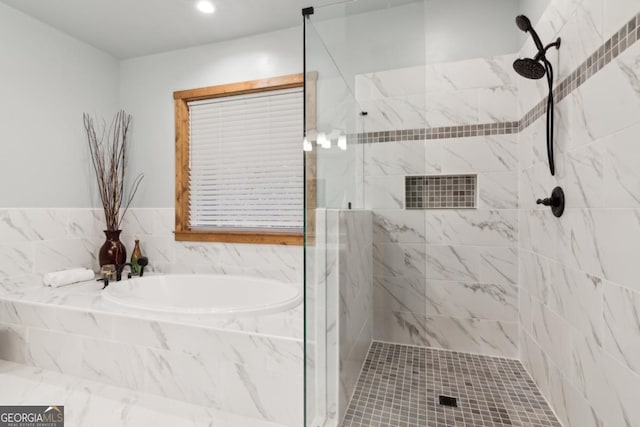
[83,111,144,231]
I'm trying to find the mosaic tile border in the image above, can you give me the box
[355,11,640,143]
[405,175,477,209]
[355,122,519,143]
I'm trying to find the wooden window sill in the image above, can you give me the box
[174,229,303,245]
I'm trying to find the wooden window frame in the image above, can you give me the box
[173,73,313,245]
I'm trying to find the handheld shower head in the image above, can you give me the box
[513,58,546,79]
[515,15,532,32]
[516,14,544,51]
[513,14,561,177]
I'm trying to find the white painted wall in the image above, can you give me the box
[0,2,119,208]
[312,0,533,88]
[118,27,302,207]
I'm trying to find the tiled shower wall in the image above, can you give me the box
[0,209,302,286]
[517,1,640,426]
[324,209,373,424]
[359,55,520,357]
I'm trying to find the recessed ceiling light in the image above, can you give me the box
[196,0,215,14]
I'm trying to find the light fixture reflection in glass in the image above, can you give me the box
[196,0,215,14]
[338,135,347,150]
[303,136,313,152]
[317,132,331,149]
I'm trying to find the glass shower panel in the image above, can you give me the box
[304,9,363,427]
[304,2,425,426]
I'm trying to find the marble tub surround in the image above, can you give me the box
[517,1,640,426]
[0,208,302,285]
[358,55,519,357]
[0,278,303,426]
[0,360,286,427]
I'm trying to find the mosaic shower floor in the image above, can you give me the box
[342,342,561,427]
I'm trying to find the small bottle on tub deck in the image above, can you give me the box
[131,240,143,275]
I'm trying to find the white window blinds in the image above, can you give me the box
[188,88,304,231]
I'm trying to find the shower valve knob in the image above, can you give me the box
[536,186,565,218]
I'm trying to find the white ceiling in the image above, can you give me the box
[0,0,418,59]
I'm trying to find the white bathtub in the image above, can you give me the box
[102,274,301,316]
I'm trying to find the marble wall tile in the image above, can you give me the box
[531,299,572,372]
[425,245,480,282]
[601,122,640,208]
[556,0,605,81]
[120,208,156,237]
[595,351,640,427]
[364,175,404,209]
[477,172,518,209]
[441,135,518,173]
[0,323,28,364]
[549,364,603,427]
[519,289,534,333]
[373,243,425,285]
[425,280,518,322]
[67,209,103,239]
[219,358,303,427]
[431,210,517,247]
[425,244,516,288]
[579,41,640,140]
[519,164,555,210]
[422,316,518,358]
[573,326,640,427]
[26,328,83,374]
[517,3,640,425]
[364,141,430,177]
[372,310,423,346]
[143,346,226,408]
[359,96,426,132]
[519,250,551,304]
[549,262,603,344]
[0,209,70,243]
[590,209,640,292]
[339,319,371,420]
[0,243,33,278]
[423,89,479,127]
[603,281,640,376]
[374,276,426,315]
[518,210,532,251]
[33,239,97,274]
[520,330,551,401]
[603,0,640,38]
[55,309,113,339]
[478,247,518,286]
[427,54,518,91]
[524,209,564,261]
[4,301,58,329]
[373,209,426,244]
[518,119,548,171]
[562,142,605,208]
[356,65,425,101]
[79,337,145,390]
[478,86,519,122]
[555,86,598,154]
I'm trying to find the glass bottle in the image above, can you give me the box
[131,240,142,275]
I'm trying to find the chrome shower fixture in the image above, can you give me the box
[513,14,561,176]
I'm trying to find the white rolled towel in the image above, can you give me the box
[43,268,95,287]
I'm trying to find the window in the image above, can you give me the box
[174,74,305,245]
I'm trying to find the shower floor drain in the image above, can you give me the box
[438,395,458,407]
